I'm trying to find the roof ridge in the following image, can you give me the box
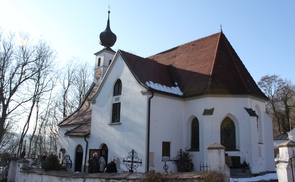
[207,32,222,91]
[147,32,221,58]
[120,49,171,68]
[222,34,252,93]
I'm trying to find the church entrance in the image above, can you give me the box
[101,144,108,163]
[88,144,108,173]
[75,145,83,172]
[99,144,108,172]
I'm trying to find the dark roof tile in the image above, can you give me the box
[121,32,267,99]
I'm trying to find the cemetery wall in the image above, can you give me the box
[18,169,204,182]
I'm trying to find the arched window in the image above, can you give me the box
[75,145,83,172]
[112,79,122,123]
[220,117,236,151]
[113,79,122,96]
[191,118,199,151]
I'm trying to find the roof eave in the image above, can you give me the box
[119,50,150,90]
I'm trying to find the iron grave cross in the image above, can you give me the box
[123,149,142,172]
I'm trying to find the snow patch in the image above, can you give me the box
[230,172,277,182]
[145,81,183,96]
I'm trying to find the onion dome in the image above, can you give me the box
[99,11,117,48]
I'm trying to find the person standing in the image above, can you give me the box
[106,158,117,173]
[89,153,99,173]
[99,156,106,172]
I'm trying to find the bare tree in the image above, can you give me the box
[73,61,92,106]
[59,62,76,118]
[0,29,56,154]
[26,76,56,157]
[0,29,92,159]
[258,74,295,135]
[26,59,92,158]
[56,58,92,119]
[28,81,59,158]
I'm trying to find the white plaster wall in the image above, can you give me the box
[148,95,274,174]
[183,96,250,166]
[57,126,88,172]
[149,94,184,172]
[184,96,274,174]
[89,55,148,172]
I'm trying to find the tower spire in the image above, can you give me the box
[99,10,117,50]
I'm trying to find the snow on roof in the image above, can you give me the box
[146,81,183,96]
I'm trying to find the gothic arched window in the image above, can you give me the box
[220,117,236,151]
[191,117,199,151]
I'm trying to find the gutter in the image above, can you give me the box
[146,89,154,172]
[84,135,89,172]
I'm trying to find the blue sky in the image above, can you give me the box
[0,1,294,83]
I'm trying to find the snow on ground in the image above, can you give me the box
[230,173,278,182]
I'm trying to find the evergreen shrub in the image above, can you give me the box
[42,154,62,171]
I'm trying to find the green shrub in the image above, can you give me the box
[42,154,62,171]
[0,153,11,167]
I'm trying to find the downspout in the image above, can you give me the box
[84,135,89,172]
[146,89,154,172]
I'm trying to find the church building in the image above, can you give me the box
[57,11,275,174]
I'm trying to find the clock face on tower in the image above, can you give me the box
[95,69,101,79]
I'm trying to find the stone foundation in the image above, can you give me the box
[19,168,204,182]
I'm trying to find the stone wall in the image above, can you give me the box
[18,169,204,182]
[11,142,229,182]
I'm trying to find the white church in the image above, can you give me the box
[57,11,275,174]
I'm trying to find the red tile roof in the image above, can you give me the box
[121,32,268,100]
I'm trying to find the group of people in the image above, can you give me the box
[88,153,117,173]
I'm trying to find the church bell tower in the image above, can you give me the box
[94,10,117,83]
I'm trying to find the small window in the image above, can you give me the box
[149,152,154,166]
[113,79,122,96]
[109,60,112,65]
[112,103,121,123]
[162,142,170,159]
[97,57,101,67]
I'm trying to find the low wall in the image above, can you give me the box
[18,169,204,182]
